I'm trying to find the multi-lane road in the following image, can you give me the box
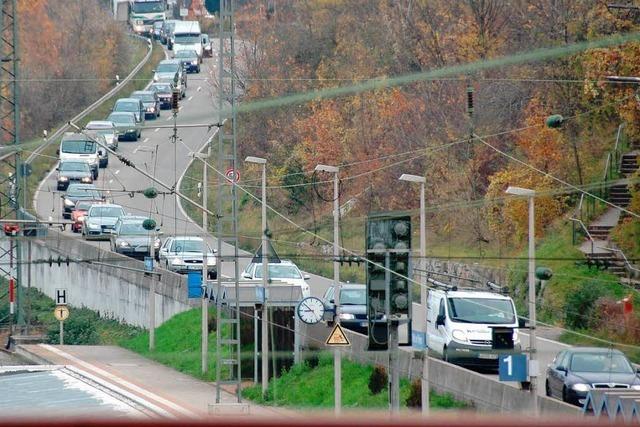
[33,41,569,398]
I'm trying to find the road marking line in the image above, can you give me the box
[40,345,199,419]
[166,115,172,121]
[115,170,120,175]
[109,179,113,184]
[133,147,139,153]
[154,128,160,133]
[196,86,201,92]
[179,106,183,111]
[188,96,193,101]
[143,138,149,143]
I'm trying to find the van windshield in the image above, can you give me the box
[61,140,96,154]
[447,298,515,324]
[175,35,200,44]
[131,2,163,13]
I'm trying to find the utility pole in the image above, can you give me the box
[201,147,210,375]
[315,164,340,414]
[506,186,537,415]
[399,173,429,414]
[245,156,268,396]
[149,230,156,351]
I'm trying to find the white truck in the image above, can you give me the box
[426,283,521,370]
[128,0,167,35]
[172,21,203,59]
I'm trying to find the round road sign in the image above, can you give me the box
[54,305,69,321]
[225,168,240,184]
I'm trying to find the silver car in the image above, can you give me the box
[82,203,126,240]
[110,216,161,259]
[84,120,118,150]
[158,236,217,279]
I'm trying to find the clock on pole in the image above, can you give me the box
[296,296,325,325]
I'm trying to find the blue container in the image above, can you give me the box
[187,271,203,298]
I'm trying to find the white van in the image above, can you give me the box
[427,287,520,368]
[58,133,102,180]
[172,21,203,59]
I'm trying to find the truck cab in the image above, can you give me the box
[427,287,520,369]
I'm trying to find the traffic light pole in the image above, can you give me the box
[389,318,400,413]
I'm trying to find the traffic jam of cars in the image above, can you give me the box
[54,20,220,281]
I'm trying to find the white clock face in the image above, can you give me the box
[297,297,325,325]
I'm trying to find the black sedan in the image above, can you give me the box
[323,283,368,334]
[546,347,640,406]
[61,184,102,219]
[174,49,200,73]
[56,160,93,191]
[149,82,173,110]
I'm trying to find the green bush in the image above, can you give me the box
[563,281,605,330]
[406,378,422,408]
[47,311,100,345]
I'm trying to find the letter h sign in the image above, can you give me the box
[55,288,67,306]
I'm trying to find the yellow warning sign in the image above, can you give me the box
[325,323,351,346]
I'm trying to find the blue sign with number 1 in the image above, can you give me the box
[499,353,528,382]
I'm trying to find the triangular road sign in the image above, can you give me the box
[326,323,351,346]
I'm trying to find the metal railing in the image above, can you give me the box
[598,245,640,279]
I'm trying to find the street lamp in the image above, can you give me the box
[314,163,341,415]
[505,186,537,414]
[398,173,429,415]
[245,156,268,397]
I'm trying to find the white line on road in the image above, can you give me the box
[196,86,201,92]
[115,170,120,175]
[109,179,113,184]
[188,96,193,101]
[154,128,160,133]
[166,115,172,121]
[143,138,149,143]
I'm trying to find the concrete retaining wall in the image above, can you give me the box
[3,230,190,328]
[305,322,578,415]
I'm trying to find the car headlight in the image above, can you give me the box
[118,241,130,247]
[81,177,92,183]
[171,258,184,265]
[88,222,100,229]
[631,385,640,391]
[191,60,198,65]
[146,107,154,112]
[571,383,591,392]
[128,129,136,133]
[63,199,75,207]
[58,176,69,182]
[339,313,355,320]
[451,329,468,342]
[154,239,161,248]
[76,215,85,222]
[153,75,159,82]
[204,45,212,50]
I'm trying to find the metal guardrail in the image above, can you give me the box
[0,34,153,165]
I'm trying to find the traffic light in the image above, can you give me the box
[366,213,412,350]
[171,89,180,112]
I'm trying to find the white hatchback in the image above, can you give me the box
[241,260,311,298]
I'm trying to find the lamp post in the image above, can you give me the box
[245,156,268,396]
[505,186,537,415]
[315,163,341,415]
[399,173,429,415]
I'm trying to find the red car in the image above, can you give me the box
[71,199,103,233]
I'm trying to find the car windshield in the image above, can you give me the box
[90,207,124,218]
[115,101,139,112]
[131,2,163,13]
[151,84,172,93]
[171,240,205,253]
[133,93,156,102]
[67,187,100,199]
[254,264,302,279]
[119,222,148,235]
[61,140,96,154]
[175,51,197,59]
[157,63,179,73]
[340,289,366,305]
[60,162,89,172]
[447,297,515,324]
[75,201,98,211]
[175,35,201,44]
[570,353,634,373]
[108,113,135,125]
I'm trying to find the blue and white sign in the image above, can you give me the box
[499,353,528,382]
[144,256,153,272]
[411,330,427,350]
[256,286,265,304]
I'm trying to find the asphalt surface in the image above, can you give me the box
[33,40,569,400]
